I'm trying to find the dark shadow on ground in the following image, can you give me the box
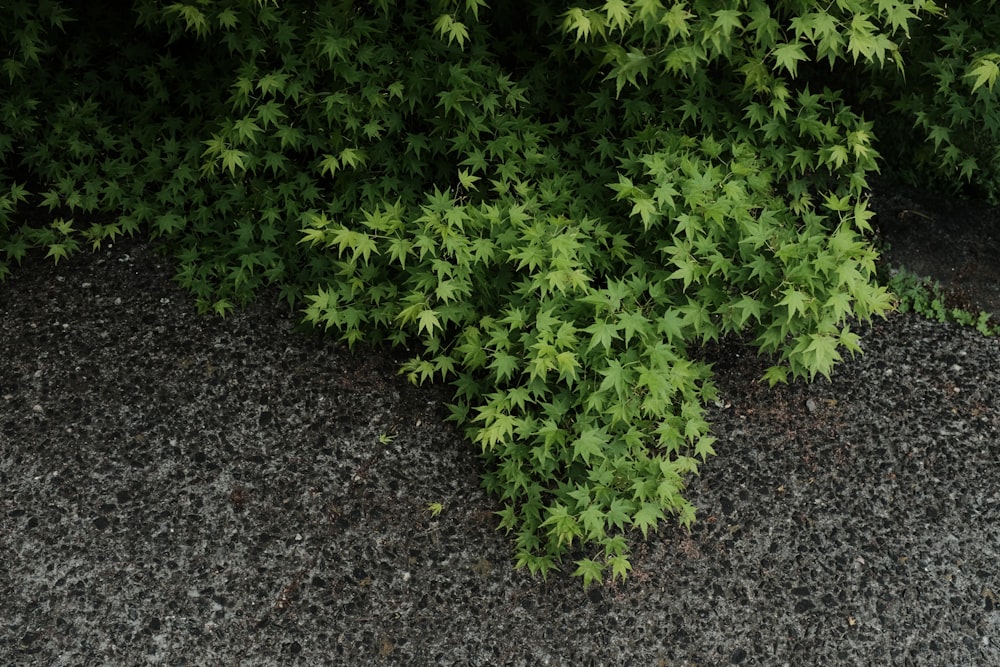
[871,180,1000,319]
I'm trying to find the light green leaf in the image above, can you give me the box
[763,364,789,386]
[966,56,1000,92]
[256,71,289,96]
[458,168,481,191]
[213,299,234,317]
[608,553,632,582]
[585,319,620,352]
[45,244,68,264]
[632,501,665,539]
[617,310,649,346]
[598,359,629,397]
[778,288,810,322]
[695,435,717,461]
[661,3,694,39]
[489,352,519,383]
[232,117,262,144]
[417,308,442,336]
[713,8,743,36]
[319,154,339,177]
[563,7,595,42]
[573,558,604,588]
[299,227,326,247]
[339,147,366,169]
[773,42,808,77]
[803,333,841,379]
[555,351,580,384]
[579,505,607,540]
[605,498,633,531]
[603,0,632,32]
[823,144,850,170]
[433,13,470,47]
[630,195,659,230]
[572,429,607,465]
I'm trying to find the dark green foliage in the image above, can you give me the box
[1,0,996,584]
[860,1,1000,200]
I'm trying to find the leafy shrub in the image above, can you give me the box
[1,0,996,584]
[860,1,1000,200]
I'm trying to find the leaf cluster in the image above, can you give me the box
[857,0,1000,200]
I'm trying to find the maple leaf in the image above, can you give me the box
[572,429,607,465]
[632,502,665,539]
[573,558,604,588]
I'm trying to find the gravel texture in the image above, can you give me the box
[2,198,1000,665]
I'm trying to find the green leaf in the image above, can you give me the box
[778,288,810,322]
[319,154,340,177]
[339,147,366,170]
[232,117,262,144]
[217,8,238,29]
[257,71,289,96]
[433,14,470,47]
[572,429,607,465]
[490,352,520,383]
[617,310,649,346]
[213,299,234,317]
[562,7,595,42]
[695,435,717,461]
[299,227,326,246]
[763,364,789,386]
[598,359,629,397]
[220,148,247,177]
[608,553,632,582]
[605,498,633,531]
[585,319,620,352]
[458,169,481,191]
[657,309,686,343]
[629,195,659,230]
[46,244,69,264]
[555,351,581,385]
[417,309,442,336]
[632,501,665,539]
[846,14,895,64]
[713,8,743,37]
[573,558,604,588]
[603,0,632,32]
[165,3,209,37]
[803,333,841,379]
[661,3,694,39]
[966,55,1000,92]
[773,42,808,77]
[541,503,581,548]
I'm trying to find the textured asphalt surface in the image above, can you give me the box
[2,196,1000,665]
[873,183,1000,321]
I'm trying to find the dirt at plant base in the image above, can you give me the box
[1,198,1000,665]
[871,180,1000,320]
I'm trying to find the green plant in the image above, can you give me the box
[860,1,1000,201]
[885,267,1000,335]
[297,0,903,582]
[3,0,999,585]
